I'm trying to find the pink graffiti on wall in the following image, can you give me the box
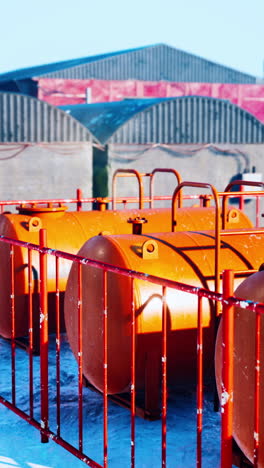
[37,78,264,123]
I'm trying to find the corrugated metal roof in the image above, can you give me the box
[60,96,264,145]
[60,99,162,144]
[0,93,94,142]
[0,44,256,84]
[0,45,152,83]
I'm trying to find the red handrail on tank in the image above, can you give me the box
[112,169,145,210]
[149,168,182,208]
[171,182,221,315]
[222,180,264,229]
[0,190,226,212]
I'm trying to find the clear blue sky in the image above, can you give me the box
[1,0,263,78]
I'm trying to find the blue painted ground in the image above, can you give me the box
[0,336,221,468]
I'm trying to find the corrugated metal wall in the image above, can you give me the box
[0,93,92,142]
[109,97,264,144]
[41,44,256,84]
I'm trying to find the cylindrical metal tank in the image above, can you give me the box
[0,204,251,339]
[215,270,264,467]
[64,229,264,395]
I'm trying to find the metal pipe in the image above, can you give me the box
[161,286,167,468]
[103,270,108,468]
[77,188,83,212]
[171,181,221,316]
[77,263,83,452]
[221,269,234,468]
[149,168,182,208]
[254,309,261,468]
[112,169,145,210]
[130,278,136,468]
[56,256,61,438]
[196,293,203,468]
[28,249,33,419]
[10,244,15,406]
[39,229,49,443]
[222,181,264,230]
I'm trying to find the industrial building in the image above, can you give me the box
[61,96,264,199]
[0,44,264,468]
[0,45,264,201]
[0,43,263,121]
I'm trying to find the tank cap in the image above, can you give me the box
[17,203,68,215]
[142,239,159,260]
[128,216,148,235]
[94,198,110,211]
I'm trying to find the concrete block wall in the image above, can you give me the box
[107,143,264,224]
[0,142,92,203]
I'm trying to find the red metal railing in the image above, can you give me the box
[0,231,263,467]
[0,188,199,212]
[0,179,263,223]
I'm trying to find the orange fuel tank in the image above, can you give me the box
[215,270,264,467]
[64,228,264,395]
[0,203,251,339]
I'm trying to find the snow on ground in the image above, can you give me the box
[0,335,222,468]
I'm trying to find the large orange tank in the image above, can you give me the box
[215,270,264,467]
[64,228,264,395]
[0,203,250,339]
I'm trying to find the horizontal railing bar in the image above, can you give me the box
[0,194,205,206]
[0,190,263,208]
[0,198,94,206]
[219,190,264,197]
[3,191,264,207]
[220,229,264,236]
[0,396,103,468]
[0,235,221,298]
[0,395,41,428]
[0,234,263,314]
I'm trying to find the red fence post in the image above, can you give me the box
[77,263,83,452]
[254,308,261,467]
[196,294,203,468]
[39,229,49,443]
[10,244,16,406]
[161,286,167,468]
[130,278,136,468]
[221,269,234,468]
[55,256,61,437]
[103,270,108,468]
[28,249,34,419]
